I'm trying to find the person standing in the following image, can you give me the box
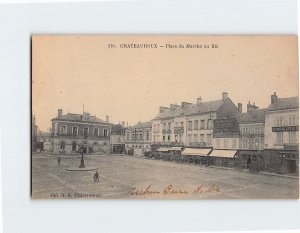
[57,156,61,166]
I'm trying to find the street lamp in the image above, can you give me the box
[79,132,88,168]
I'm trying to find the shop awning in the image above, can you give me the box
[181,148,212,156]
[157,147,169,152]
[170,147,182,151]
[209,150,237,158]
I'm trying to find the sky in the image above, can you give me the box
[32,35,298,131]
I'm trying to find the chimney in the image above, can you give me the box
[58,109,63,118]
[271,92,278,104]
[222,92,228,101]
[181,101,192,108]
[106,115,110,123]
[238,103,242,113]
[170,104,180,110]
[197,97,202,105]
[159,106,169,113]
[247,101,259,112]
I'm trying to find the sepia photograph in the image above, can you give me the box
[31,35,299,199]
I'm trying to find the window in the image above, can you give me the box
[207,134,212,144]
[83,127,89,137]
[139,133,143,140]
[126,133,130,141]
[103,128,108,137]
[242,139,248,149]
[276,132,283,145]
[200,120,205,129]
[72,126,78,135]
[180,122,184,128]
[194,120,199,130]
[146,132,149,140]
[175,122,179,127]
[289,116,297,126]
[175,135,178,142]
[168,122,171,130]
[254,138,261,149]
[232,138,236,148]
[167,135,170,141]
[93,128,99,137]
[163,136,165,141]
[61,125,67,135]
[188,121,192,130]
[163,123,166,130]
[224,139,228,148]
[60,141,65,150]
[289,131,296,144]
[255,126,261,134]
[72,141,76,151]
[188,134,192,144]
[194,134,198,142]
[277,117,284,126]
[200,134,204,142]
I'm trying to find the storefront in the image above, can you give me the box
[181,148,212,164]
[262,149,299,175]
[235,150,263,172]
[208,150,237,167]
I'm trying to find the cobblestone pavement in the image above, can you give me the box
[31,153,299,199]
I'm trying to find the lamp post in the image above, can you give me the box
[79,132,88,168]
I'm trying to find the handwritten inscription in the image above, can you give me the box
[128,184,221,196]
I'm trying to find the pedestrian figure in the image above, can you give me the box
[94,171,99,183]
[57,156,61,166]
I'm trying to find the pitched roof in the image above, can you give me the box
[52,113,110,124]
[152,99,224,120]
[267,96,299,111]
[238,108,267,124]
[131,121,152,128]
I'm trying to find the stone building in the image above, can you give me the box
[263,93,299,174]
[37,130,52,152]
[238,104,266,150]
[51,109,111,154]
[31,115,38,152]
[152,92,240,148]
[124,121,152,156]
[110,123,125,154]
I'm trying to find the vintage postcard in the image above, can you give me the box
[31,35,299,199]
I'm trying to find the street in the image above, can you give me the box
[32,153,299,199]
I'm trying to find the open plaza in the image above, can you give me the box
[32,152,299,199]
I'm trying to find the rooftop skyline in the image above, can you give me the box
[32,36,298,131]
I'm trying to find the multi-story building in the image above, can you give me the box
[235,103,267,169]
[51,109,111,154]
[239,103,266,150]
[263,93,299,174]
[152,92,241,149]
[37,130,52,152]
[110,123,125,154]
[31,115,38,152]
[125,121,152,156]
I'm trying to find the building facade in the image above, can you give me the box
[264,93,299,150]
[263,93,299,174]
[32,115,38,152]
[125,121,152,156]
[151,92,240,148]
[37,130,52,152]
[110,124,125,154]
[238,104,266,150]
[51,109,111,154]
